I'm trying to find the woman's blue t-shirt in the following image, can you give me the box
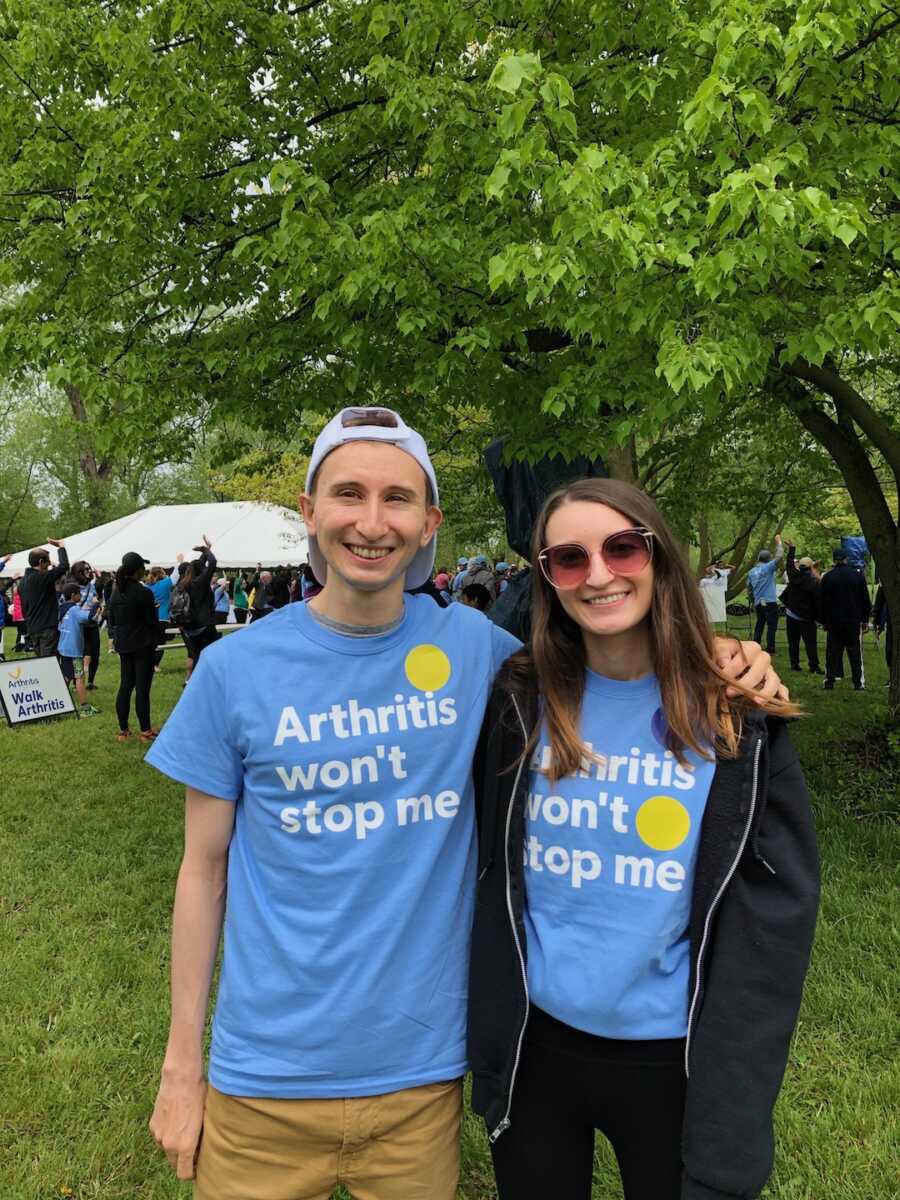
[146,595,520,1098]
[524,670,715,1040]
[148,577,174,621]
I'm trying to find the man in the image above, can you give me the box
[747,535,784,653]
[781,543,822,674]
[699,560,733,589]
[461,554,499,604]
[872,585,893,688]
[820,546,871,690]
[147,406,785,1200]
[450,556,469,597]
[18,539,69,657]
[248,566,273,621]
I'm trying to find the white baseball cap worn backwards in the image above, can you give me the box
[305,406,440,589]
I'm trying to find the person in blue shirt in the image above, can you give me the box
[212,577,231,620]
[58,583,101,715]
[148,565,180,670]
[145,409,786,1200]
[747,535,784,653]
[451,555,469,597]
[468,479,817,1200]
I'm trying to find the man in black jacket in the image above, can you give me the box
[820,547,871,690]
[19,539,69,657]
[781,542,822,674]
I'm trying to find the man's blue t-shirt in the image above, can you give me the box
[524,671,715,1040]
[58,604,94,658]
[146,595,520,1098]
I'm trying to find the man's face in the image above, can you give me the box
[300,441,442,594]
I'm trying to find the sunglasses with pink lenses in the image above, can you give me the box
[538,528,655,589]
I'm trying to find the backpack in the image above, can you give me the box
[170,585,192,627]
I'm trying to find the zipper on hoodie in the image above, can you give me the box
[684,734,763,1078]
[489,693,530,1144]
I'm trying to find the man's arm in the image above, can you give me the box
[46,540,69,582]
[149,788,235,1180]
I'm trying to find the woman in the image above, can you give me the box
[173,537,219,676]
[12,578,28,652]
[232,574,249,623]
[147,565,177,670]
[468,479,819,1200]
[109,551,161,743]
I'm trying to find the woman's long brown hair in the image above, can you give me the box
[521,478,798,783]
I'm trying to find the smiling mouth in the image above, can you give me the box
[345,544,395,561]
[584,592,629,606]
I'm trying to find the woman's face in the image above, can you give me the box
[543,500,655,639]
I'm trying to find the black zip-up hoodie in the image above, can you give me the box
[468,662,819,1200]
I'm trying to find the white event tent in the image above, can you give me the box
[1,502,308,576]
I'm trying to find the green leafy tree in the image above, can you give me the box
[0,1,898,705]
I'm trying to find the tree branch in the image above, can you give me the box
[782,356,900,491]
[835,14,900,62]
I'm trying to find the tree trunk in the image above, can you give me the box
[63,382,114,524]
[605,434,638,483]
[776,372,900,718]
[697,512,711,580]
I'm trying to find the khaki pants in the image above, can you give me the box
[194,1079,462,1200]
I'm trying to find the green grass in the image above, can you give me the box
[1,630,897,1199]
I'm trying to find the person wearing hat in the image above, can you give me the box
[747,535,784,654]
[145,406,788,1200]
[109,551,161,742]
[145,405,522,1200]
[495,561,511,594]
[18,539,69,657]
[461,554,500,604]
[820,546,871,690]
[781,542,822,674]
[451,555,469,598]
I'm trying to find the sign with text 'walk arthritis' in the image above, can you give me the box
[0,658,76,726]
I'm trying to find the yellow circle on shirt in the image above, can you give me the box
[635,796,691,852]
[405,644,452,692]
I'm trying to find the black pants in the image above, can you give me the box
[154,621,170,668]
[234,608,248,625]
[116,646,156,732]
[490,1006,686,1200]
[825,622,864,687]
[753,602,780,653]
[786,616,820,671]
[34,628,59,658]
[82,623,100,684]
[184,626,221,663]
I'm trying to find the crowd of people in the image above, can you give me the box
[738,535,887,691]
[0,405,886,1200]
[0,545,324,734]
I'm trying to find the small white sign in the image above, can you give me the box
[0,657,77,725]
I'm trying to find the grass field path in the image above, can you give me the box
[1,635,897,1199]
